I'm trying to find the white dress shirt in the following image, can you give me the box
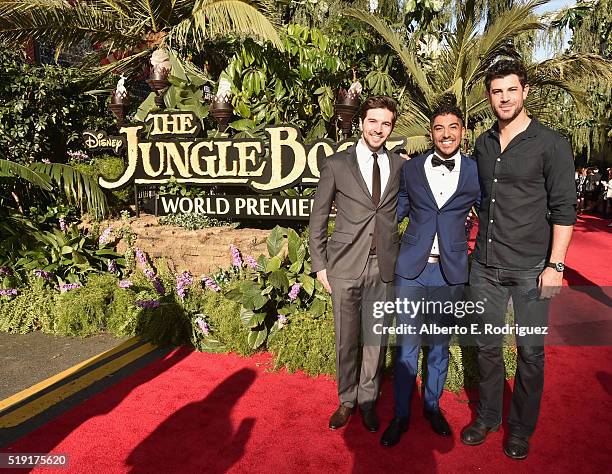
[356,139,390,197]
[425,150,462,255]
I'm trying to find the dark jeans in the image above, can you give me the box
[468,259,549,438]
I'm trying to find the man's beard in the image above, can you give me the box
[494,102,523,122]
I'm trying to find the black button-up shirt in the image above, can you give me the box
[473,118,576,270]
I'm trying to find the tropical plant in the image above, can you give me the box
[347,0,612,153]
[224,225,329,350]
[0,47,111,164]
[0,213,124,285]
[0,0,283,78]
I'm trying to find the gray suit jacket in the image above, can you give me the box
[309,144,403,282]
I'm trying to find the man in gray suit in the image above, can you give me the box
[309,96,404,432]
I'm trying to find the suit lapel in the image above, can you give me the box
[379,149,402,205]
[417,153,438,208]
[348,145,374,202]
[440,153,468,210]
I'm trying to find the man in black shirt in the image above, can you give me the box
[460,60,576,460]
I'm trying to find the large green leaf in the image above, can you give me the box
[247,327,268,349]
[269,270,289,290]
[287,228,305,264]
[267,225,285,257]
[0,159,52,190]
[240,281,267,310]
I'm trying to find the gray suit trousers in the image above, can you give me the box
[328,255,393,411]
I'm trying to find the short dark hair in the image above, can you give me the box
[430,104,464,127]
[485,59,528,91]
[360,96,397,125]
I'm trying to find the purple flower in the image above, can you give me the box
[59,282,82,293]
[135,299,160,309]
[107,259,118,274]
[67,150,89,161]
[99,226,113,245]
[119,279,133,288]
[202,276,221,292]
[176,271,193,300]
[277,314,288,328]
[59,217,68,232]
[195,317,210,335]
[245,255,258,270]
[288,282,301,301]
[152,278,165,295]
[34,269,52,281]
[0,288,18,297]
[135,248,148,268]
[230,244,242,267]
[143,268,156,280]
[0,266,12,276]
[42,158,51,164]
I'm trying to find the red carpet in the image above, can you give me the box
[3,217,612,473]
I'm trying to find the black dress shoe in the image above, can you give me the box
[424,409,451,436]
[504,435,530,460]
[460,420,499,446]
[329,405,354,429]
[380,417,409,447]
[361,409,380,432]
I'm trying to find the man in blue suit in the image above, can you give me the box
[381,105,480,446]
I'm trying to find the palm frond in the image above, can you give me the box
[344,8,436,108]
[30,163,108,217]
[0,158,53,190]
[0,0,143,52]
[171,0,283,51]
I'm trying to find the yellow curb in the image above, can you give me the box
[0,341,157,428]
[0,337,157,428]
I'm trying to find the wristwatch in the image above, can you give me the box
[547,262,565,272]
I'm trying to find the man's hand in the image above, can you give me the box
[317,269,332,294]
[538,267,563,299]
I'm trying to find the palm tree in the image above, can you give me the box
[347,0,612,153]
[0,0,283,76]
[0,158,108,216]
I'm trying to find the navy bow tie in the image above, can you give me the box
[432,155,455,172]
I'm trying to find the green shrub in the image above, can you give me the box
[53,273,118,336]
[0,278,57,333]
[136,294,191,347]
[187,284,255,356]
[106,285,142,337]
[158,213,235,230]
[268,308,336,376]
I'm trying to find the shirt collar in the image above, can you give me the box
[357,138,386,160]
[488,116,540,139]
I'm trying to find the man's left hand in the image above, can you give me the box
[538,267,563,299]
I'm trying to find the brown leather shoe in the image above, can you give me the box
[329,405,354,429]
[460,420,499,446]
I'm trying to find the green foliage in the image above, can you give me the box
[158,213,235,230]
[0,47,111,164]
[187,284,255,356]
[0,213,125,285]
[224,225,329,350]
[54,273,118,336]
[268,306,336,376]
[0,277,57,333]
[71,154,131,206]
[106,285,142,336]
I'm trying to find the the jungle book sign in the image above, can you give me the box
[84,112,405,218]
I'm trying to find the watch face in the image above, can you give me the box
[555,263,565,272]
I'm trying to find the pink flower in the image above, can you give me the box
[245,255,258,270]
[277,314,288,328]
[59,282,81,293]
[230,244,242,267]
[99,226,113,245]
[288,283,301,301]
[202,276,221,292]
[195,317,210,335]
[135,248,148,268]
[119,279,133,288]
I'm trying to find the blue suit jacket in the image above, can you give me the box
[396,151,480,284]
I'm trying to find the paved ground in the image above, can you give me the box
[0,332,127,400]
